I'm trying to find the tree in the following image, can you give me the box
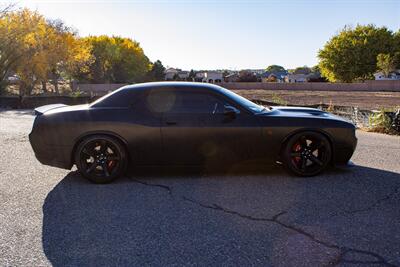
[266,65,285,73]
[188,69,195,81]
[78,35,151,83]
[293,66,311,75]
[376,53,400,77]
[147,60,165,81]
[318,24,395,82]
[238,70,258,82]
[0,9,51,95]
[0,9,93,95]
[311,65,321,74]
[38,19,92,93]
[0,6,28,93]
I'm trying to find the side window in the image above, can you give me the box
[144,88,231,114]
[171,91,224,114]
[93,89,139,108]
[146,89,176,113]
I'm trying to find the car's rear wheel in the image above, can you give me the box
[75,135,127,184]
[282,131,332,177]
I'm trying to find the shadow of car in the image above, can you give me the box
[42,166,400,266]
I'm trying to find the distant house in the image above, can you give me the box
[374,71,400,80]
[193,71,223,83]
[7,74,20,84]
[177,71,189,80]
[285,73,308,83]
[203,71,223,83]
[164,68,179,80]
[285,72,322,83]
[224,73,239,82]
[194,72,205,82]
[261,71,287,83]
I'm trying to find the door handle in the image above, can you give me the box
[166,121,177,125]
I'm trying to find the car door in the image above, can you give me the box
[124,89,164,165]
[159,87,265,166]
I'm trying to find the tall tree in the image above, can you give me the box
[238,70,258,82]
[188,69,195,81]
[44,19,92,93]
[376,53,400,77]
[147,60,165,81]
[0,6,29,93]
[0,9,92,95]
[0,9,50,95]
[293,66,311,75]
[78,36,151,83]
[266,65,285,73]
[318,24,395,82]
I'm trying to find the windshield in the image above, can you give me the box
[217,87,269,113]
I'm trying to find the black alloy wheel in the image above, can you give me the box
[282,131,332,176]
[75,135,127,183]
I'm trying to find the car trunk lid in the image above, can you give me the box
[34,104,68,115]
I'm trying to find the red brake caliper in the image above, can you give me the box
[107,159,116,170]
[292,143,302,164]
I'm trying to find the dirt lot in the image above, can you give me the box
[234,90,400,110]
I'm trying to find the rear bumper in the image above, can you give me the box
[29,133,72,170]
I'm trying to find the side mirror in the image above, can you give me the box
[223,105,240,117]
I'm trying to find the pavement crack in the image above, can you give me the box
[127,180,397,266]
[182,196,397,267]
[342,186,400,216]
[130,178,172,195]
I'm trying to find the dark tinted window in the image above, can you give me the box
[145,89,226,114]
[170,91,224,114]
[91,88,141,108]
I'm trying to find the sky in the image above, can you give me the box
[7,0,400,70]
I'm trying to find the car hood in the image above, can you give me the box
[259,106,352,123]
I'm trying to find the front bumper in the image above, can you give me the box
[333,134,358,165]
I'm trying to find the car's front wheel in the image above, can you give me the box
[282,131,332,177]
[75,135,127,183]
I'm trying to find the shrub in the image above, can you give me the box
[271,93,288,106]
[368,108,398,134]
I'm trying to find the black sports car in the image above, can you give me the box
[29,82,357,183]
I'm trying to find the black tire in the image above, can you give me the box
[75,135,127,184]
[282,131,332,177]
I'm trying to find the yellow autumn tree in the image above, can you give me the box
[42,20,93,93]
[78,35,151,83]
[0,8,92,95]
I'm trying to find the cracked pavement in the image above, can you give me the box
[0,110,400,266]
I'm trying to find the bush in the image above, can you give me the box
[368,108,399,134]
[271,93,288,106]
[69,90,84,97]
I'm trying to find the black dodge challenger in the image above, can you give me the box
[29,82,357,183]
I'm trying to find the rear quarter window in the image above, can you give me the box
[92,89,141,108]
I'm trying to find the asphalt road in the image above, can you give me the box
[0,110,399,267]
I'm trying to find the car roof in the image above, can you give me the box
[121,81,223,93]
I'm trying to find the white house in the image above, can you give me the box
[194,72,205,82]
[285,73,308,83]
[374,71,400,80]
[164,68,179,80]
[177,71,189,80]
[202,71,223,83]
